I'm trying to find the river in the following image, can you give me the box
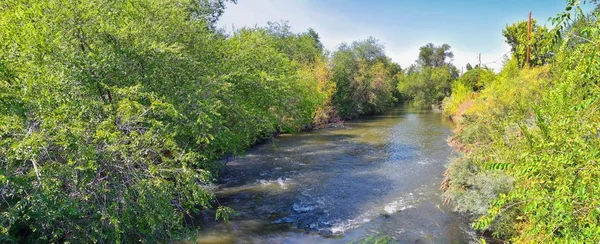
[194,105,477,243]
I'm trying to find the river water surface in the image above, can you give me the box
[195,106,476,243]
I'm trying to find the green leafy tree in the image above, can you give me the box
[266,21,325,65]
[398,65,457,107]
[189,0,237,25]
[397,43,458,107]
[459,66,496,91]
[418,43,455,68]
[502,19,552,68]
[331,38,400,118]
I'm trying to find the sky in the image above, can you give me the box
[217,0,593,72]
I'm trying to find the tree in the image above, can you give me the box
[189,0,238,25]
[307,28,324,52]
[466,63,473,71]
[266,21,325,64]
[398,65,456,107]
[502,19,552,68]
[0,0,335,242]
[331,37,400,118]
[398,43,458,107]
[458,66,496,91]
[418,43,455,68]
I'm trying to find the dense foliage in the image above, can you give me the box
[397,43,459,108]
[441,67,497,117]
[443,1,600,242]
[502,19,553,68]
[0,0,401,242]
[331,38,401,119]
[398,65,458,108]
[458,67,496,92]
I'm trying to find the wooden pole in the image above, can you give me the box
[526,11,532,68]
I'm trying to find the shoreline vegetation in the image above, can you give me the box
[441,2,600,243]
[0,0,405,242]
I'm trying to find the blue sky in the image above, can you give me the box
[218,0,593,71]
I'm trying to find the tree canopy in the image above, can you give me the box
[331,37,401,118]
[397,43,459,107]
[418,43,455,68]
[502,19,552,68]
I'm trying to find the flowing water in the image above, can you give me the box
[194,106,477,243]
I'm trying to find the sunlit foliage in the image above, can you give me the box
[331,38,401,119]
[397,43,459,108]
[444,1,600,242]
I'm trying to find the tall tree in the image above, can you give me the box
[0,0,336,242]
[502,19,552,68]
[331,37,400,118]
[307,28,324,52]
[398,43,458,107]
[189,0,237,26]
[466,63,473,70]
[418,43,455,68]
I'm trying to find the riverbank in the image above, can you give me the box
[441,42,600,242]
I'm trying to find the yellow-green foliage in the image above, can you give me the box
[0,0,340,242]
[444,3,600,242]
[308,58,338,127]
[0,0,404,241]
[331,38,401,118]
[442,79,474,117]
[443,62,554,238]
[453,61,552,146]
[442,66,497,118]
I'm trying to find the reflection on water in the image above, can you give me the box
[194,105,476,243]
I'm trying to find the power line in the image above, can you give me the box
[482,51,511,66]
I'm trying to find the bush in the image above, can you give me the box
[442,79,474,117]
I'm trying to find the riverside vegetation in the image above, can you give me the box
[1,0,599,243]
[0,0,404,242]
[442,1,600,242]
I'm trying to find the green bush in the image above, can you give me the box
[441,79,473,117]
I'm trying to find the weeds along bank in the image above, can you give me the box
[0,0,401,242]
[442,3,600,242]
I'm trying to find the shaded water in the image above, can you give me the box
[195,106,476,243]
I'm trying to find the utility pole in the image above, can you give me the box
[478,53,481,67]
[526,11,532,68]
